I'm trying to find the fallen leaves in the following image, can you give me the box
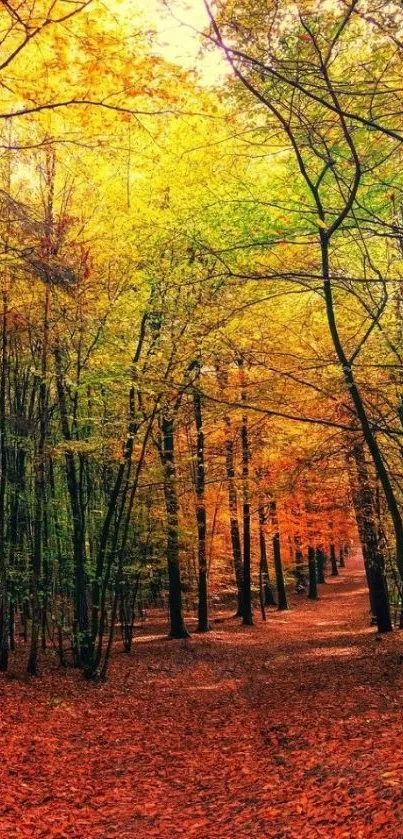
[1,557,403,837]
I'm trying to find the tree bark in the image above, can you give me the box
[270,500,288,611]
[54,343,91,668]
[0,291,8,671]
[27,288,50,676]
[316,548,326,584]
[258,504,277,606]
[193,361,209,632]
[347,439,392,633]
[224,416,244,616]
[330,543,339,577]
[162,415,189,639]
[321,232,403,583]
[308,545,318,600]
[239,358,253,626]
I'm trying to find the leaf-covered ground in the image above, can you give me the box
[2,556,403,838]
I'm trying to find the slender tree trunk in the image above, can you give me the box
[0,291,8,671]
[54,344,91,668]
[87,406,156,679]
[259,557,266,622]
[308,546,318,600]
[41,500,49,651]
[347,446,377,623]
[120,573,140,653]
[258,504,276,606]
[193,362,209,632]
[347,439,392,633]
[99,579,120,681]
[239,358,253,626]
[162,416,189,639]
[316,548,326,584]
[89,315,148,664]
[27,287,50,676]
[270,500,288,611]
[321,232,403,582]
[0,143,12,672]
[8,443,26,656]
[224,416,243,615]
[273,533,288,611]
[294,537,305,590]
[330,543,339,577]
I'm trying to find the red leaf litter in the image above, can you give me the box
[1,555,403,838]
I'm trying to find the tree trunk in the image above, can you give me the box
[259,556,266,622]
[27,287,50,676]
[294,537,305,591]
[193,362,209,632]
[270,501,288,611]
[258,504,276,606]
[316,548,326,584]
[224,416,243,616]
[308,545,318,600]
[0,291,8,671]
[54,344,91,668]
[330,543,339,577]
[321,232,403,583]
[347,439,392,633]
[239,358,253,626]
[162,416,189,639]
[8,442,26,657]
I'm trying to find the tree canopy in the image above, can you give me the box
[0,0,401,674]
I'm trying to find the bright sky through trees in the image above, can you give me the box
[140,0,227,83]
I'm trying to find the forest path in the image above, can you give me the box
[2,555,403,838]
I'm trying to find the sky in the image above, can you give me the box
[140,0,228,84]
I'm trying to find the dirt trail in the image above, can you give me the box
[2,555,403,839]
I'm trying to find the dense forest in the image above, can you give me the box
[2,1,403,836]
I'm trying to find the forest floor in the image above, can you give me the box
[2,556,403,838]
